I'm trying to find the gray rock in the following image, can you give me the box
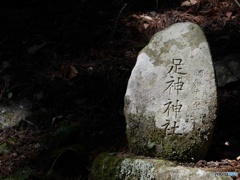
[214,53,240,87]
[91,153,232,180]
[0,100,31,129]
[124,22,217,161]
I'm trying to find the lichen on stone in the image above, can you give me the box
[120,159,155,180]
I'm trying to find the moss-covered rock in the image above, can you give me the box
[124,22,217,161]
[91,153,232,180]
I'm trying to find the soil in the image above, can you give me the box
[0,0,240,179]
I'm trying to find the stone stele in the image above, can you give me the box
[124,22,217,161]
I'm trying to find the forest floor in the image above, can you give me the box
[0,0,240,179]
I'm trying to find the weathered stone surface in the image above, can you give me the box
[124,22,217,161]
[91,153,232,180]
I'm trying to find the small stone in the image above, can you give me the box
[124,22,217,161]
[236,156,240,161]
[0,100,31,128]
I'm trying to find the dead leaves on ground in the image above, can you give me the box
[124,0,240,40]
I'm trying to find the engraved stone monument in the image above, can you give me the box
[124,22,217,161]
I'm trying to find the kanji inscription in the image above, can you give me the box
[162,58,187,135]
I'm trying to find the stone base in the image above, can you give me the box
[91,153,232,180]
